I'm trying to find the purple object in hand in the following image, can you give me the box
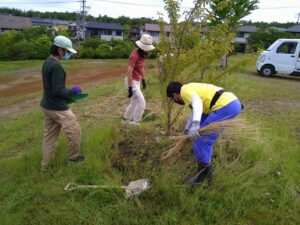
[72,86,82,94]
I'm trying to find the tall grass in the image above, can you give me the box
[0,55,299,225]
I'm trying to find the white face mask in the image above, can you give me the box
[61,52,71,60]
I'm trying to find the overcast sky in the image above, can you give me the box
[1,0,300,23]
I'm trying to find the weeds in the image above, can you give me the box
[0,56,299,225]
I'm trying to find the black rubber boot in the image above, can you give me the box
[188,163,212,185]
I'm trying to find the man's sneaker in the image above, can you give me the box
[129,121,141,126]
[121,118,130,125]
[67,155,85,164]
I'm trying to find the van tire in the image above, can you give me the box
[260,65,275,77]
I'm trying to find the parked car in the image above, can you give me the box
[256,38,300,77]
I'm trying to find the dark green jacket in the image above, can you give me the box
[40,57,73,110]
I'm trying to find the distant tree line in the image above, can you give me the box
[247,28,300,51]
[0,7,79,21]
[241,20,296,29]
[0,7,158,27]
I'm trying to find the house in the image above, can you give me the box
[286,24,300,34]
[32,17,70,31]
[270,27,287,32]
[234,25,257,52]
[129,26,143,42]
[0,14,32,34]
[142,23,171,43]
[84,21,123,41]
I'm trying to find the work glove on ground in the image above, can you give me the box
[142,79,146,90]
[128,87,133,98]
[72,86,82,95]
[188,121,200,140]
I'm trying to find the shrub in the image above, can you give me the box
[10,40,35,60]
[78,48,96,59]
[81,37,104,49]
[111,45,128,58]
[32,35,52,59]
[95,43,111,59]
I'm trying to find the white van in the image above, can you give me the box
[256,39,300,77]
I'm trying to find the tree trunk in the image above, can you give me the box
[166,101,172,136]
[220,54,228,68]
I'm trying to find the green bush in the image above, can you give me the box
[111,42,133,59]
[78,48,96,59]
[95,43,111,58]
[81,37,104,49]
[10,40,35,60]
[0,28,153,60]
[32,35,52,59]
[0,27,54,60]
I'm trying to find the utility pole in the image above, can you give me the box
[76,0,89,43]
[297,13,300,24]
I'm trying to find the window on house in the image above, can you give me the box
[276,42,297,54]
[116,31,122,36]
[91,29,98,36]
[238,32,244,38]
[101,30,112,35]
[150,31,159,37]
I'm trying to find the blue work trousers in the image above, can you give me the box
[192,99,242,165]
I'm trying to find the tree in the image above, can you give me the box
[209,0,259,28]
[158,0,235,134]
[32,35,52,59]
[208,0,259,67]
[247,28,300,51]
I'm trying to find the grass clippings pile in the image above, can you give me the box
[161,118,249,163]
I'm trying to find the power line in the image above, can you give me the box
[93,0,191,9]
[0,1,80,4]
[94,0,300,10]
[259,6,300,10]
[2,0,299,10]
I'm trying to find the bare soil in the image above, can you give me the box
[0,66,127,116]
[0,66,126,99]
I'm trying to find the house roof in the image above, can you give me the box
[286,24,300,33]
[32,17,70,26]
[85,21,123,30]
[0,14,32,29]
[269,27,287,32]
[144,23,171,32]
[238,25,257,33]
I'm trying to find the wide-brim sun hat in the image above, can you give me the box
[135,34,155,52]
[54,35,77,54]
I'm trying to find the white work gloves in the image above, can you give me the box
[188,121,200,140]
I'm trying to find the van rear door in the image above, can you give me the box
[273,41,298,74]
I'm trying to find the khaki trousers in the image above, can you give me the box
[41,108,81,170]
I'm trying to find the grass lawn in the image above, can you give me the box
[0,56,299,225]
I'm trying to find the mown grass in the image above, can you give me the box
[0,60,42,76]
[0,55,299,225]
[0,59,129,76]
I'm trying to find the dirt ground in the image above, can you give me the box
[0,66,126,99]
[0,65,127,116]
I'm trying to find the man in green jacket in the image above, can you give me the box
[40,35,84,171]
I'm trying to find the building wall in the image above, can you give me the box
[85,28,123,40]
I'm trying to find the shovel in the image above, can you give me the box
[64,179,151,198]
